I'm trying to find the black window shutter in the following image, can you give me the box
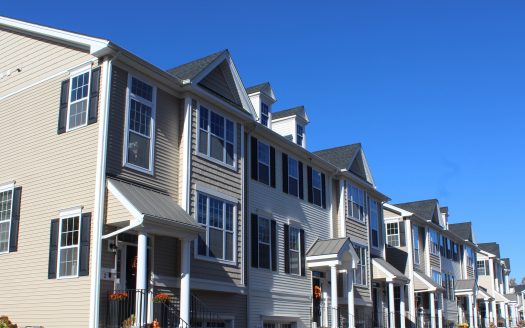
[298,161,304,200]
[251,214,258,268]
[300,228,306,276]
[400,221,406,247]
[307,166,313,203]
[79,212,91,276]
[8,187,22,252]
[57,79,70,134]
[251,137,258,180]
[284,224,290,274]
[270,146,276,188]
[321,173,327,209]
[88,67,101,125]
[282,153,289,193]
[271,220,277,271]
[48,219,60,279]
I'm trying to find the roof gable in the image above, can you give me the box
[199,60,242,106]
[246,82,276,101]
[479,242,501,258]
[449,222,475,243]
[314,144,375,185]
[395,199,441,224]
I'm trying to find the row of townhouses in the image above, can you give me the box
[0,16,523,328]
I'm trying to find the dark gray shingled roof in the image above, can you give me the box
[514,285,525,293]
[456,279,476,291]
[449,222,474,242]
[479,242,501,258]
[503,258,511,270]
[306,238,348,256]
[246,82,270,94]
[313,144,361,170]
[505,293,517,302]
[108,178,202,230]
[167,50,226,81]
[272,105,308,121]
[394,199,438,222]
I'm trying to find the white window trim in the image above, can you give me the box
[0,182,15,255]
[123,74,157,175]
[386,222,400,248]
[311,168,323,207]
[257,216,272,270]
[347,183,366,223]
[260,102,269,127]
[196,105,237,170]
[354,244,368,286]
[431,268,441,285]
[369,198,380,249]
[412,226,420,265]
[194,189,237,265]
[57,207,82,279]
[429,229,440,256]
[296,124,304,146]
[66,66,92,132]
[288,226,301,276]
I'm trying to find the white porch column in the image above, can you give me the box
[492,301,498,325]
[180,239,192,325]
[504,304,510,328]
[136,231,148,326]
[388,282,396,328]
[511,305,516,327]
[400,284,406,328]
[430,292,436,328]
[347,270,355,328]
[458,301,463,324]
[438,293,443,328]
[331,265,339,328]
[474,299,479,328]
[408,282,416,324]
[485,300,491,327]
[468,294,474,328]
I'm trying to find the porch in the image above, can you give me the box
[413,271,444,328]
[455,279,477,328]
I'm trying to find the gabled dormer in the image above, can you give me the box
[271,106,309,148]
[246,82,276,128]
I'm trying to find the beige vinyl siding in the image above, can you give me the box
[0,29,99,327]
[105,66,181,198]
[105,190,132,225]
[154,236,180,277]
[192,291,247,327]
[189,101,244,285]
[198,62,242,106]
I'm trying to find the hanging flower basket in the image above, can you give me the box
[153,293,170,304]
[109,292,129,301]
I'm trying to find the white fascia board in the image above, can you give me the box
[0,16,110,56]
[306,260,341,268]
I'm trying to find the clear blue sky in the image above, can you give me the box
[2,1,524,280]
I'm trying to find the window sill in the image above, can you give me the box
[196,152,238,173]
[123,162,154,176]
[57,274,80,280]
[347,216,367,225]
[194,254,237,267]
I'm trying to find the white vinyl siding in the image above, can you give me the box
[67,70,90,131]
[124,75,156,173]
[198,106,235,167]
[0,186,13,253]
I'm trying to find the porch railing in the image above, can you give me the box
[106,289,148,328]
[190,293,223,327]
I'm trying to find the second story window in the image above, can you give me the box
[348,184,365,222]
[412,225,420,265]
[477,260,489,276]
[307,167,326,208]
[452,242,459,261]
[432,269,441,285]
[196,193,235,262]
[296,124,304,146]
[199,107,235,166]
[354,245,368,286]
[386,222,399,247]
[67,71,90,130]
[282,153,303,199]
[125,76,156,173]
[429,229,440,256]
[466,247,475,268]
[261,103,269,126]
[250,137,276,187]
[251,214,276,271]
[370,199,379,248]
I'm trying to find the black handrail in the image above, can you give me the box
[190,293,223,327]
[106,289,148,328]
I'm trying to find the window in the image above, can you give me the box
[429,229,440,256]
[446,239,452,259]
[370,199,379,248]
[477,260,490,276]
[354,245,368,286]
[125,76,156,172]
[0,186,13,253]
[296,124,304,146]
[452,242,459,261]
[257,141,270,185]
[442,273,448,299]
[67,70,90,130]
[432,269,441,285]
[287,157,299,197]
[412,226,420,265]
[196,193,235,262]
[58,213,81,277]
[311,169,322,206]
[440,236,446,257]
[288,227,301,275]
[258,217,271,269]
[466,247,475,268]
[198,106,235,166]
[261,103,269,126]
[348,184,365,222]
[448,275,455,300]
[386,222,400,247]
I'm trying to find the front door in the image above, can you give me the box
[125,245,138,290]
[313,277,322,326]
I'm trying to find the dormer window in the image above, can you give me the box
[261,103,269,127]
[296,124,304,146]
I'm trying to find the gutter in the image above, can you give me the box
[88,51,121,328]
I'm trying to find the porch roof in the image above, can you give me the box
[477,287,494,301]
[414,271,443,292]
[494,290,510,303]
[455,279,476,295]
[306,237,358,269]
[372,257,409,284]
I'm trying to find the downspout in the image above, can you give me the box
[89,51,121,328]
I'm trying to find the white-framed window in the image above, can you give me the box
[477,260,489,276]
[386,222,400,247]
[196,192,235,262]
[58,209,82,278]
[296,124,304,146]
[448,275,455,301]
[431,269,441,285]
[311,168,322,206]
[288,226,301,275]
[261,103,269,127]
[429,229,440,255]
[354,245,368,286]
[124,75,156,173]
[258,216,271,269]
[67,69,91,131]
[287,156,299,197]
[257,141,270,185]
[370,199,379,248]
[0,185,14,253]
[348,183,365,222]
[442,272,448,299]
[198,106,235,167]
[412,225,420,265]
[466,246,475,268]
